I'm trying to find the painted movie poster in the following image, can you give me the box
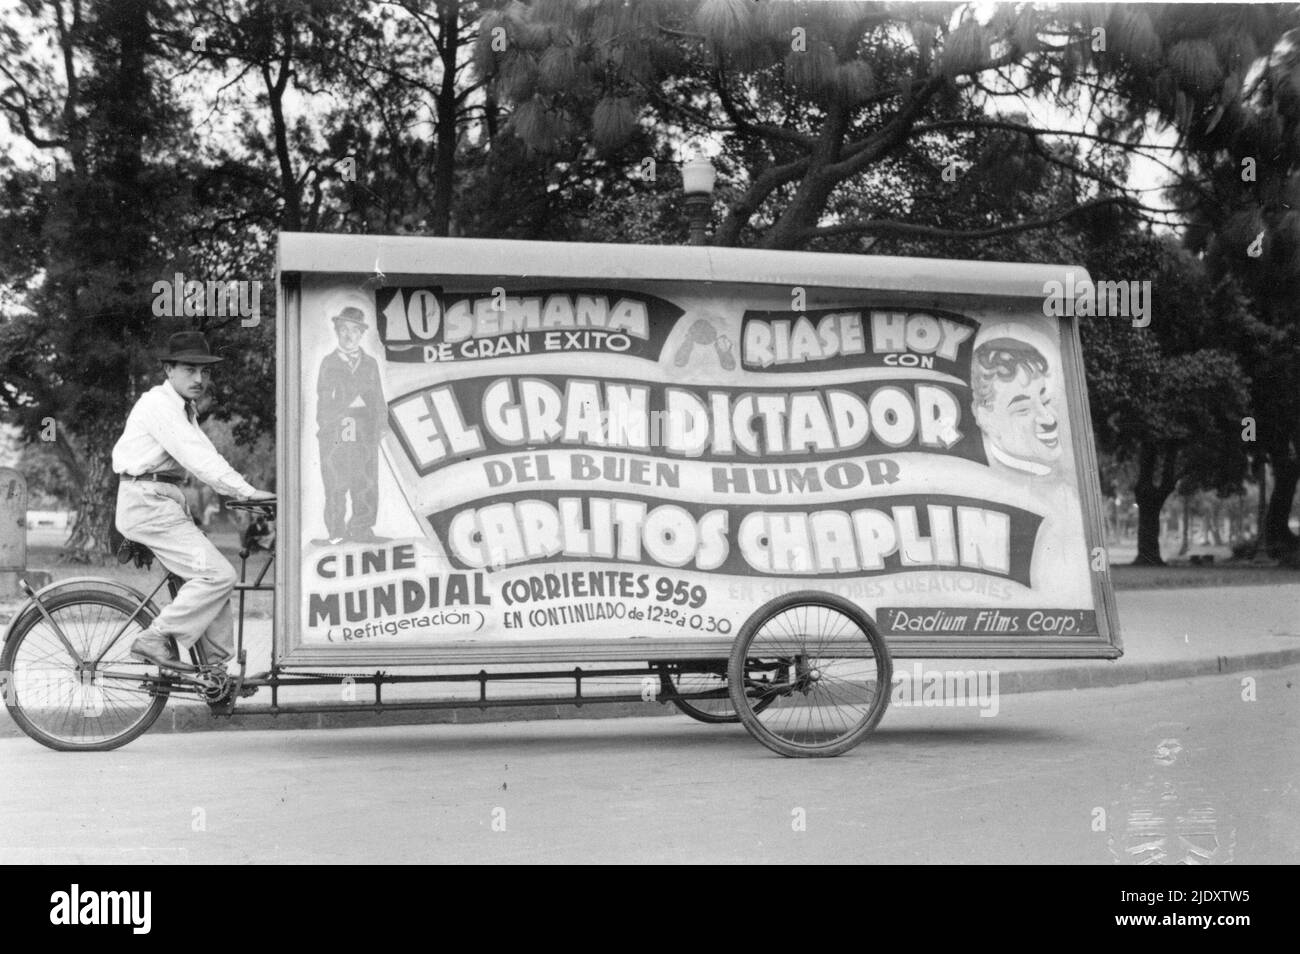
[293,276,1100,649]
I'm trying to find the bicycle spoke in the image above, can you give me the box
[5,595,168,749]
[732,595,891,756]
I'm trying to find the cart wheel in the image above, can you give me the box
[728,591,892,758]
[1,588,171,751]
[657,661,775,724]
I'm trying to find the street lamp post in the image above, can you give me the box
[681,156,716,246]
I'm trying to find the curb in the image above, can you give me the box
[978,648,1300,694]
[3,648,1299,739]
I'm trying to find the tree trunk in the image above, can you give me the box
[1134,493,1167,565]
[265,17,301,231]
[54,0,156,563]
[484,90,499,142]
[1253,456,1269,558]
[1264,455,1299,558]
[430,0,460,237]
[62,443,115,564]
[1133,442,1177,566]
[1178,494,1190,556]
[759,102,851,250]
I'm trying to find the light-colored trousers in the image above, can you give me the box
[115,479,237,660]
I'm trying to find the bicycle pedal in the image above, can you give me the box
[206,684,256,711]
[147,656,199,673]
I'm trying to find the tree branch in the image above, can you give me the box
[711,62,815,148]
[828,74,946,178]
[633,75,745,138]
[799,195,1137,242]
[654,21,705,43]
[53,0,81,160]
[911,117,1181,152]
[714,155,812,245]
[0,86,65,148]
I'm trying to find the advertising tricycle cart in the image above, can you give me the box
[2,235,1120,757]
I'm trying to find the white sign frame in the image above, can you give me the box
[275,234,1121,667]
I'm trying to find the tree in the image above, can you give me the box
[1081,233,1252,564]
[1140,16,1300,559]
[473,1,1288,251]
[0,0,193,561]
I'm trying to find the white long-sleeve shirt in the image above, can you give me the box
[111,380,257,499]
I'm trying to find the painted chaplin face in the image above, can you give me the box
[975,365,1063,466]
[971,338,1063,470]
[334,318,365,353]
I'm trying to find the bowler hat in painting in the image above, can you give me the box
[331,306,368,329]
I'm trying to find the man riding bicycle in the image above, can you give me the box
[111,331,274,683]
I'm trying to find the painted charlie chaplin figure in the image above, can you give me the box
[315,306,388,544]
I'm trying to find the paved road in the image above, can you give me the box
[1,666,1295,863]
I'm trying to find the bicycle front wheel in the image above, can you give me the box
[2,588,171,751]
[728,591,892,758]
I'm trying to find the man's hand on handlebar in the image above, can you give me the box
[241,489,276,502]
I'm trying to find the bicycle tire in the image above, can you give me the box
[728,591,892,758]
[2,588,172,751]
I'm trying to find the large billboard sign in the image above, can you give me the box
[276,235,1120,665]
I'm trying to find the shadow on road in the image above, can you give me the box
[210,718,1072,759]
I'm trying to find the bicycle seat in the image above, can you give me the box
[109,522,156,569]
[119,539,155,570]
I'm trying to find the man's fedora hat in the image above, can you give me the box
[158,331,224,364]
[331,306,368,329]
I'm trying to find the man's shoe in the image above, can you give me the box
[130,630,178,666]
[310,537,345,546]
[198,639,233,668]
[347,530,390,543]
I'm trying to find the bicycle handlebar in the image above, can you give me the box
[227,497,278,514]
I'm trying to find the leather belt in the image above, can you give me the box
[125,472,186,485]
